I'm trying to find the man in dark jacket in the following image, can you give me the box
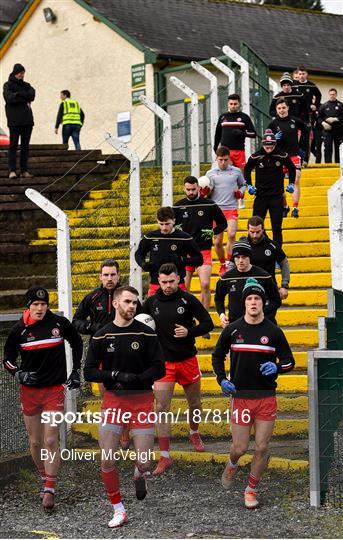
[3,63,35,179]
[3,286,83,511]
[317,88,343,163]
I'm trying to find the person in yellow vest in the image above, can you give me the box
[54,90,84,150]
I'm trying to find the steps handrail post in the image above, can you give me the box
[105,134,142,298]
[169,76,200,178]
[269,77,279,96]
[139,95,173,206]
[328,157,343,291]
[222,45,251,156]
[191,61,218,161]
[25,188,74,443]
[210,57,236,95]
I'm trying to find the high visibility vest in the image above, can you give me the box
[62,99,82,125]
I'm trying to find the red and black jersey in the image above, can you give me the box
[173,196,227,250]
[212,316,295,398]
[268,115,308,157]
[214,111,256,151]
[269,90,309,122]
[3,310,83,387]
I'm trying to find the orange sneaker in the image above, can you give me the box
[189,432,205,452]
[244,488,259,509]
[152,456,173,476]
[221,462,238,489]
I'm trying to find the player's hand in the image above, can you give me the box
[113,372,138,383]
[15,370,38,385]
[286,183,294,194]
[322,121,332,131]
[66,369,81,390]
[221,379,236,396]
[200,186,211,197]
[279,287,289,300]
[200,228,214,240]
[248,185,257,196]
[275,130,283,140]
[219,313,229,328]
[234,189,244,199]
[260,362,277,376]
[310,104,317,111]
[174,324,188,338]
[326,117,339,124]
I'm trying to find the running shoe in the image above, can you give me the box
[202,333,211,340]
[42,490,55,510]
[291,207,299,218]
[189,432,205,452]
[134,474,147,501]
[244,488,259,509]
[108,509,127,528]
[152,456,173,476]
[283,206,290,218]
[221,462,237,489]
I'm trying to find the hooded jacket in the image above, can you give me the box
[3,64,35,127]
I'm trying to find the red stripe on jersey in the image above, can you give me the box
[231,344,275,354]
[221,121,245,127]
[21,337,64,351]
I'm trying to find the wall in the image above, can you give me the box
[0,0,155,159]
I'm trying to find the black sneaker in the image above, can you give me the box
[203,333,211,340]
[291,208,299,218]
[283,206,290,218]
[134,475,147,501]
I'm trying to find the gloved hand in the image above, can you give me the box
[200,228,214,240]
[66,369,81,390]
[112,371,138,383]
[260,362,277,376]
[322,121,332,131]
[275,130,283,140]
[15,370,38,385]
[248,185,257,196]
[286,183,294,194]
[326,117,339,124]
[200,186,211,197]
[232,128,244,137]
[234,189,244,199]
[221,379,236,396]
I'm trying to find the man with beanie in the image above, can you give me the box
[3,286,83,510]
[244,129,296,246]
[269,72,309,122]
[215,240,281,325]
[212,277,295,509]
[3,64,35,179]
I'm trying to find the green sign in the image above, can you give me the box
[131,63,146,88]
[132,88,146,106]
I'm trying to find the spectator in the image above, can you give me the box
[55,90,84,150]
[3,63,35,179]
[317,89,343,164]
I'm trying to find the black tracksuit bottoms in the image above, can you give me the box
[253,195,284,247]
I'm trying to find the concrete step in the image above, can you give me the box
[208,308,326,327]
[211,256,331,274]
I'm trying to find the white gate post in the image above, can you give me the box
[169,76,200,178]
[191,61,218,159]
[328,156,343,291]
[222,45,251,156]
[25,188,73,447]
[269,77,279,98]
[139,95,173,206]
[105,133,142,298]
[210,57,236,95]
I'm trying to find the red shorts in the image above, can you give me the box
[283,155,301,173]
[186,249,212,272]
[231,396,277,426]
[20,384,65,416]
[229,150,246,168]
[156,356,201,386]
[101,391,154,429]
[148,282,187,296]
[222,209,239,221]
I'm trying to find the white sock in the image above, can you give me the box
[113,502,125,512]
[134,465,142,478]
[189,429,198,435]
[160,451,170,458]
[229,458,238,468]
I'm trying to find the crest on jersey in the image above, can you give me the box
[292,99,296,103]
[198,210,204,216]
[96,302,103,311]
[177,306,185,314]
[230,284,236,292]
[260,336,269,344]
[237,117,242,121]
[131,342,139,350]
[153,307,159,316]
[275,161,281,166]
[107,343,115,353]
[183,211,188,218]
[153,244,159,251]
[171,244,177,251]
[291,124,295,128]
[52,328,60,337]
[265,249,272,256]
[236,334,244,344]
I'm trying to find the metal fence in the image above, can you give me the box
[309,349,343,507]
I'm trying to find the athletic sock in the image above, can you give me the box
[228,457,238,468]
[101,466,121,504]
[293,202,299,208]
[113,502,125,513]
[247,473,260,491]
[219,257,225,264]
[158,437,170,458]
[44,473,56,493]
[189,429,199,435]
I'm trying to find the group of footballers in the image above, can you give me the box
[4,67,339,527]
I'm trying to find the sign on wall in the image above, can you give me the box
[131,64,146,88]
[117,111,131,143]
[132,88,146,106]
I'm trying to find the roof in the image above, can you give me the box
[89,0,343,76]
[0,0,28,25]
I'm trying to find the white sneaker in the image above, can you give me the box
[108,509,127,528]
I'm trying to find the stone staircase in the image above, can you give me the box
[0,144,127,310]
[30,163,340,470]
